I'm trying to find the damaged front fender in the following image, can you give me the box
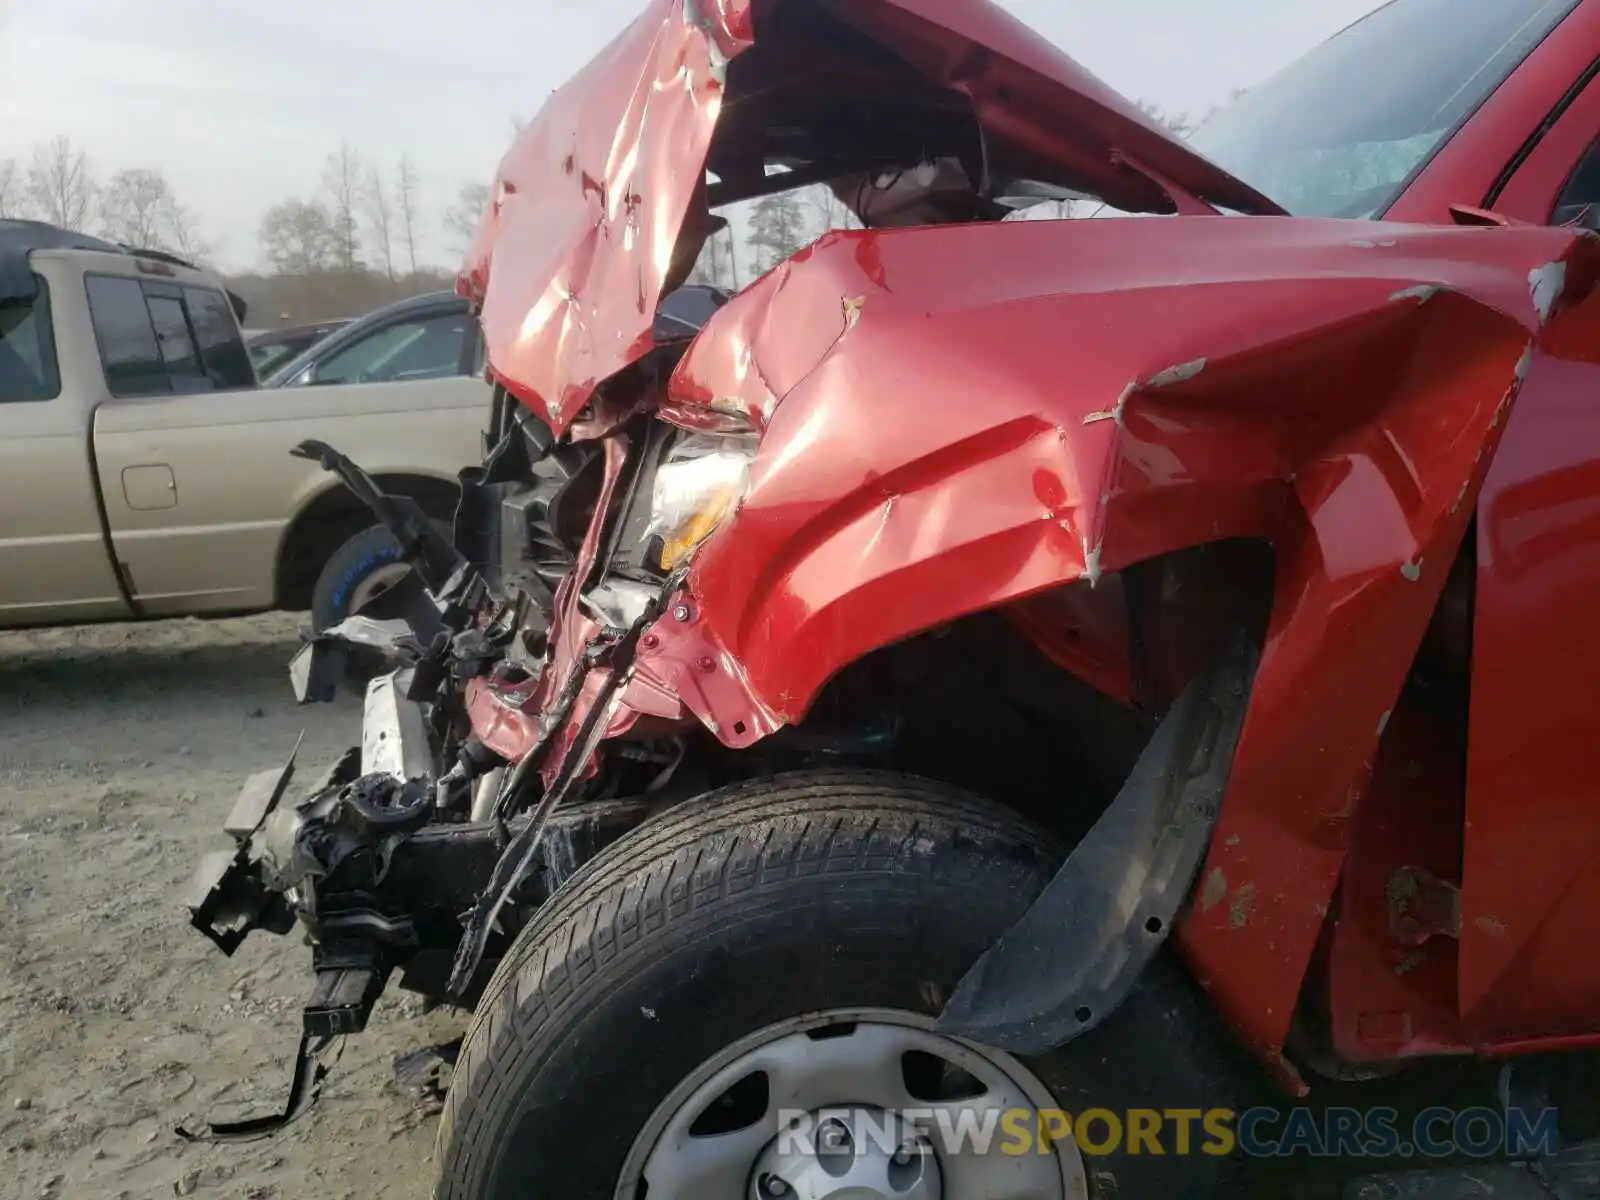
[649,214,1600,1075]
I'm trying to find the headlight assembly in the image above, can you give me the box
[645,433,756,571]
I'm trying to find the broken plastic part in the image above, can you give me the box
[290,440,464,591]
[937,628,1258,1054]
[174,1032,339,1144]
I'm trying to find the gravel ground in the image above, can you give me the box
[0,615,458,1200]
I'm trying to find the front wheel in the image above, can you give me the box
[433,771,1253,1198]
[309,521,447,633]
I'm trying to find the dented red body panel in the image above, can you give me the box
[457,0,747,432]
[657,218,1600,1081]
[463,0,1600,1085]
[459,0,1280,434]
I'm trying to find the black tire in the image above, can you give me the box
[309,522,442,633]
[433,771,1262,1199]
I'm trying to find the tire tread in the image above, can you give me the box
[433,770,1059,1198]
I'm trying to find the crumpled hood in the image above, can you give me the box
[458,0,1280,433]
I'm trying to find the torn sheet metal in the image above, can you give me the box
[653,213,1600,1073]
[459,0,1278,435]
[458,0,748,434]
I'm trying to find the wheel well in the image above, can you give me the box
[707,539,1279,846]
[275,473,459,611]
[794,607,1154,845]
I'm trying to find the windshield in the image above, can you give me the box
[1188,0,1581,219]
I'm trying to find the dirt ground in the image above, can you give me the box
[0,614,459,1200]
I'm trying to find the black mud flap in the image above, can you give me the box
[936,628,1259,1055]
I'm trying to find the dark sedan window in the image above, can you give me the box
[310,311,470,385]
[250,336,314,378]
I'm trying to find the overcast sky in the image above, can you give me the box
[1,0,1383,271]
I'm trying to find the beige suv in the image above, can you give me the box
[0,220,487,632]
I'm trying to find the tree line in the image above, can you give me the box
[0,136,209,258]
[3,101,1213,326]
[243,142,474,324]
[0,134,496,326]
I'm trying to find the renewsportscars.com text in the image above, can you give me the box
[776,1105,1560,1159]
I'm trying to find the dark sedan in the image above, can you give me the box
[247,319,351,379]
[263,292,479,388]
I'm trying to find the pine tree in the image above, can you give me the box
[745,191,809,274]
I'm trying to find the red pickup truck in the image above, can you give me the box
[187,0,1600,1196]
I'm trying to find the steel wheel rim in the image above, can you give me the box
[348,562,411,613]
[614,1006,1087,1200]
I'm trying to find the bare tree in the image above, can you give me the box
[0,158,23,219]
[26,136,96,230]
[445,181,492,253]
[260,199,339,275]
[162,199,212,262]
[97,166,212,259]
[363,167,396,281]
[396,153,423,276]
[100,168,172,247]
[322,142,364,271]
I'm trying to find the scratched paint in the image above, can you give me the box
[1529,260,1567,324]
[1146,357,1208,387]
[1228,883,1257,931]
[1390,284,1443,304]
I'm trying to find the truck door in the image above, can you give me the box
[1454,77,1600,1042]
[0,268,133,627]
[89,279,486,617]
[81,271,283,616]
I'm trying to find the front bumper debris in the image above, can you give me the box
[182,658,666,1137]
[185,680,431,1040]
[179,676,427,1140]
[185,739,312,955]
